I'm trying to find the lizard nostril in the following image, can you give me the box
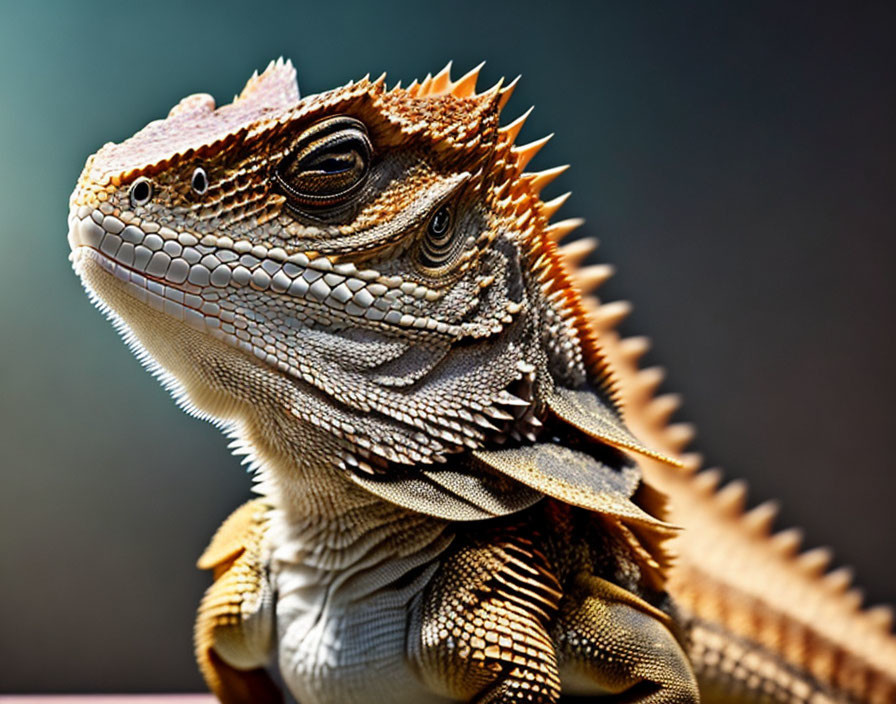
[129,177,153,207]
[191,166,209,194]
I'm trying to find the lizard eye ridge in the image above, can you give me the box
[275,116,372,209]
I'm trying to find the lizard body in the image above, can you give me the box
[68,59,895,703]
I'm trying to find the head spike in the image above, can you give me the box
[417,73,434,96]
[236,58,299,110]
[452,61,485,98]
[498,106,534,145]
[430,61,453,94]
[498,75,520,111]
[513,134,553,172]
[478,76,504,101]
[541,191,571,220]
[523,165,569,194]
[557,236,597,267]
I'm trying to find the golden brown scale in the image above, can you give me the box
[412,526,564,703]
[195,500,279,704]
[414,500,698,704]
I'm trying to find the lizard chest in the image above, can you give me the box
[268,509,456,704]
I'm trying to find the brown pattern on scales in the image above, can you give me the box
[68,58,895,704]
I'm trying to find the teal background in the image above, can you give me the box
[1,0,893,693]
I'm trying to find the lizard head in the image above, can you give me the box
[69,59,638,504]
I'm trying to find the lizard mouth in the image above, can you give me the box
[68,205,465,366]
[67,205,462,334]
[68,209,222,335]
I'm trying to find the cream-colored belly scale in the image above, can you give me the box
[268,505,456,704]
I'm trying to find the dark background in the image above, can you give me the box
[1,0,893,693]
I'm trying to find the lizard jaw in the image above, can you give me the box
[68,204,466,365]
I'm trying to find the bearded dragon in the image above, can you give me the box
[67,59,895,704]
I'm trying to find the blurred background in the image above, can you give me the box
[1,0,893,693]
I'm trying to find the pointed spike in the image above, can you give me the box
[770,528,804,556]
[430,61,453,94]
[645,393,683,426]
[633,365,665,395]
[372,72,387,88]
[406,78,420,95]
[715,480,748,515]
[513,133,553,171]
[693,469,722,495]
[546,218,586,244]
[496,390,530,407]
[664,423,696,451]
[589,300,632,331]
[618,335,650,362]
[842,587,864,610]
[742,500,779,534]
[573,264,615,293]
[452,61,485,97]
[541,191,571,220]
[472,413,501,432]
[391,79,403,91]
[796,547,833,576]
[557,236,597,268]
[865,605,895,631]
[498,105,535,144]
[524,165,569,193]
[485,406,515,421]
[680,452,703,475]
[822,566,854,593]
[498,75,520,110]
[478,76,505,103]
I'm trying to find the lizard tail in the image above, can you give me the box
[555,237,896,704]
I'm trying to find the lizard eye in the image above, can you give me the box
[129,177,153,207]
[191,166,208,195]
[275,116,371,209]
[418,205,456,269]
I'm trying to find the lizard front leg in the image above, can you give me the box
[194,500,280,704]
[553,572,699,703]
[411,534,564,703]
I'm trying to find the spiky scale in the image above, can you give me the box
[742,501,779,534]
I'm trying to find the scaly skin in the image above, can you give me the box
[67,59,895,703]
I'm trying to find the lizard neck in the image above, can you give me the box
[235,410,449,534]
